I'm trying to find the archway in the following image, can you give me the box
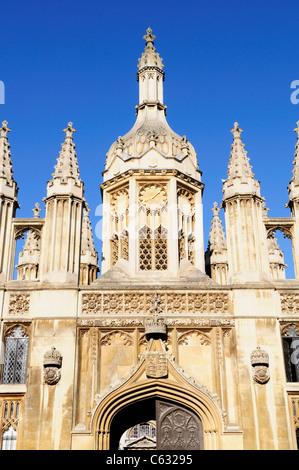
[92,378,223,450]
[110,397,203,450]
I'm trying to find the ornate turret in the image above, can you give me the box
[40,123,85,283]
[103,29,200,179]
[222,123,270,282]
[100,30,206,280]
[0,121,19,282]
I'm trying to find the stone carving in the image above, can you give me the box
[77,318,234,328]
[178,330,210,346]
[250,346,270,384]
[144,293,167,338]
[102,293,123,314]
[9,294,30,315]
[280,293,299,315]
[145,351,168,378]
[100,330,133,347]
[187,293,208,313]
[43,347,62,385]
[81,293,102,315]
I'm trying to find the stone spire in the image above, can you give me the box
[208,202,227,252]
[81,204,98,260]
[79,203,99,285]
[223,122,260,199]
[205,203,228,285]
[47,122,84,198]
[53,122,80,180]
[0,121,18,281]
[0,121,14,183]
[288,121,299,200]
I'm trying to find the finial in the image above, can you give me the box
[231,122,243,139]
[63,122,76,140]
[143,27,156,46]
[1,120,11,137]
[212,201,220,216]
[32,202,42,218]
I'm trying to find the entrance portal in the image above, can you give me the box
[110,398,203,450]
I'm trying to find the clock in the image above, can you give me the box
[139,184,167,208]
[111,188,129,214]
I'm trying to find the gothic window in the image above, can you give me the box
[282,324,299,382]
[139,225,168,271]
[0,399,21,450]
[2,326,29,384]
[128,422,156,440]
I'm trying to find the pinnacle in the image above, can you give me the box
[81,204,98,259]
[0,120,14,182]
[52,122,81,181]
[208,202,226,251]
[290,121,299,185]
[226,122,254,181]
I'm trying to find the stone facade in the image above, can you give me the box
[0,29,299,450]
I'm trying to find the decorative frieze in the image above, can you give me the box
[80,291,230,316]
[77,318,234,328]
[8,294,30,315]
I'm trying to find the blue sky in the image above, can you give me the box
[1,0,298,276]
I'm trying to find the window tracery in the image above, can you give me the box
[1,325,29,384]
[138,183,168,271]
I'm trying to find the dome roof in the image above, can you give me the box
[104,29,199,179]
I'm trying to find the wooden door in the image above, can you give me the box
[156,400,203,450]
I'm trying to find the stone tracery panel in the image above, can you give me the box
[80,291,231,315]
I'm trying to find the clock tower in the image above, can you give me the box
[100,29,205,281]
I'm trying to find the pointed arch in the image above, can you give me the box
[91,377,224,450]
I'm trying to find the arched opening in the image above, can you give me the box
[267,228,295,280]
[109,397,204,451]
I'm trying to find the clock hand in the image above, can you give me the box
[144,189,161,202]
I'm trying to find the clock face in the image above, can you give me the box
[139,184,167,208]
[111,189,129,214]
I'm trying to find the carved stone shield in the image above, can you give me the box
[145,352,168,378]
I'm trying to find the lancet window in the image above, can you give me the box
[1,326,29,385]
[138,183,168,271]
